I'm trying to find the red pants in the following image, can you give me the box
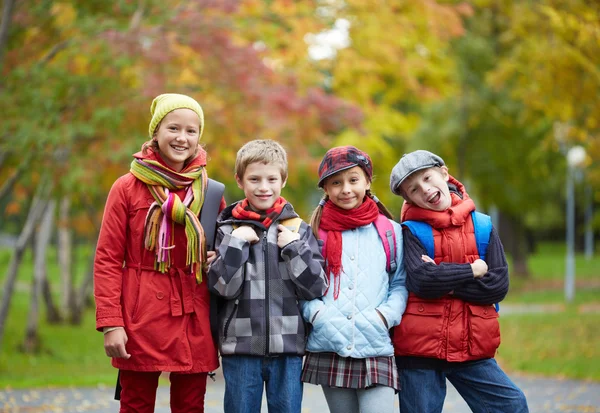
[119,370,208,413]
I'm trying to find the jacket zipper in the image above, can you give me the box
[223,298,239,340]
[263,231,270,355]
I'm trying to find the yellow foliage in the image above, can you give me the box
[177,68,200,86]
[51,2,77,31]
[72,55,89,75]
[24,27,41,44]
[120,66,142,89]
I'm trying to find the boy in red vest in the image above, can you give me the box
[389,150,528,413]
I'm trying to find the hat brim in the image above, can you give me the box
[392,163,439,195]
[318,163,359,187]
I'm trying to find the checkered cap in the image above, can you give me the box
[390,150,445,195]
[317,146,373,187]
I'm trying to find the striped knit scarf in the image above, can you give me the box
[231,197,287,228]
[130,158,207,282]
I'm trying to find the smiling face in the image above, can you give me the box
[400,166,452,211]
[153,108,201,172]
[236,161,286,212]
[322,166,371,210]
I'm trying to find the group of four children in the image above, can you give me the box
[94,93,529,412]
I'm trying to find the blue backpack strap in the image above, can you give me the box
[401,220,434,258]
[373,215,397,273]
[471,211,492,261]
[470,211,499,311]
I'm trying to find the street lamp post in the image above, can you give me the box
[565,145,586,303]
[584,185,594,260]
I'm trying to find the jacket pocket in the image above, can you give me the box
[122,267,141,322]
[394,300,446,358]
[467,304,501,358]
[130,273,170,326]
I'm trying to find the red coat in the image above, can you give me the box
[94,150,222,372]
[392,176,500,362]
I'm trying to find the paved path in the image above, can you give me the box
[2,371,600,412]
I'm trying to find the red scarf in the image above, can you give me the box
[232,197,288,228]
[320,196,380,299]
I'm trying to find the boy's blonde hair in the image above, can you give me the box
[235,139,288,181]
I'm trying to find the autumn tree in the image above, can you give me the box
[0,0,362,349]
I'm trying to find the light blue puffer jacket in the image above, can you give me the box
[301,219,408,358]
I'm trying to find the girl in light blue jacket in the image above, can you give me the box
[301,146,408,413]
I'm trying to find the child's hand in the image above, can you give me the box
[104,327,131,359]
[421,255,436,264]
[231,225,259,244]
[206,250,217,265]
[277,224,300,248]
[471,259,488,278]
[376,309,389,329]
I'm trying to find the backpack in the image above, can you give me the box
[401,211,498,311]
[318,214,398,274]
[401,211,492,261]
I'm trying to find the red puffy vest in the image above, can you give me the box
[392,178,501,362]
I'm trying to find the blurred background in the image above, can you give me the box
[0,0,598,390]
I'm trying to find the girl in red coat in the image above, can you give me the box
[94,93,224,412]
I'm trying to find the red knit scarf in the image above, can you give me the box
[320,196,380,299]
[231,197,288,228]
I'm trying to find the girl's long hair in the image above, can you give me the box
[310,189,393,238]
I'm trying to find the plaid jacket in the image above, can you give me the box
[208,202,328,356]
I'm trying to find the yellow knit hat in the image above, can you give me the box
[148,93,205,139]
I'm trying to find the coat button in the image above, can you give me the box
[418,305,424,312]
[156,291,164,300]
[347,345,352,350]
[347,315,352,320]
[350,256,355,260]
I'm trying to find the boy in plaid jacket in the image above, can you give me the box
[208,139,327,413]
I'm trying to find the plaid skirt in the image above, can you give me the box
[301,352,400,391]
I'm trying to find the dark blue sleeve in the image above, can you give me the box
[452,227,509,305]
[402,228,474,298]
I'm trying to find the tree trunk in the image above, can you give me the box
[0,192,49,348]
[57,196,75,318]
[69,198,102,324]
[70,247,96,325]
[41,200,61,324]
[42,276,61,324]
[0,0,16,74]
[498,211,530,278]
[22,200,56,353]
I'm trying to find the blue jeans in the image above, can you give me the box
[398,358,529,413]
[221,355,303,413]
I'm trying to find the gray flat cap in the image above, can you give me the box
[390,150,445,195]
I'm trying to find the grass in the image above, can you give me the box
[0,246,114,388]
[0,242,598,388]
[504,242,600,305]
[498,309,599,381]
[0,290,115,389]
